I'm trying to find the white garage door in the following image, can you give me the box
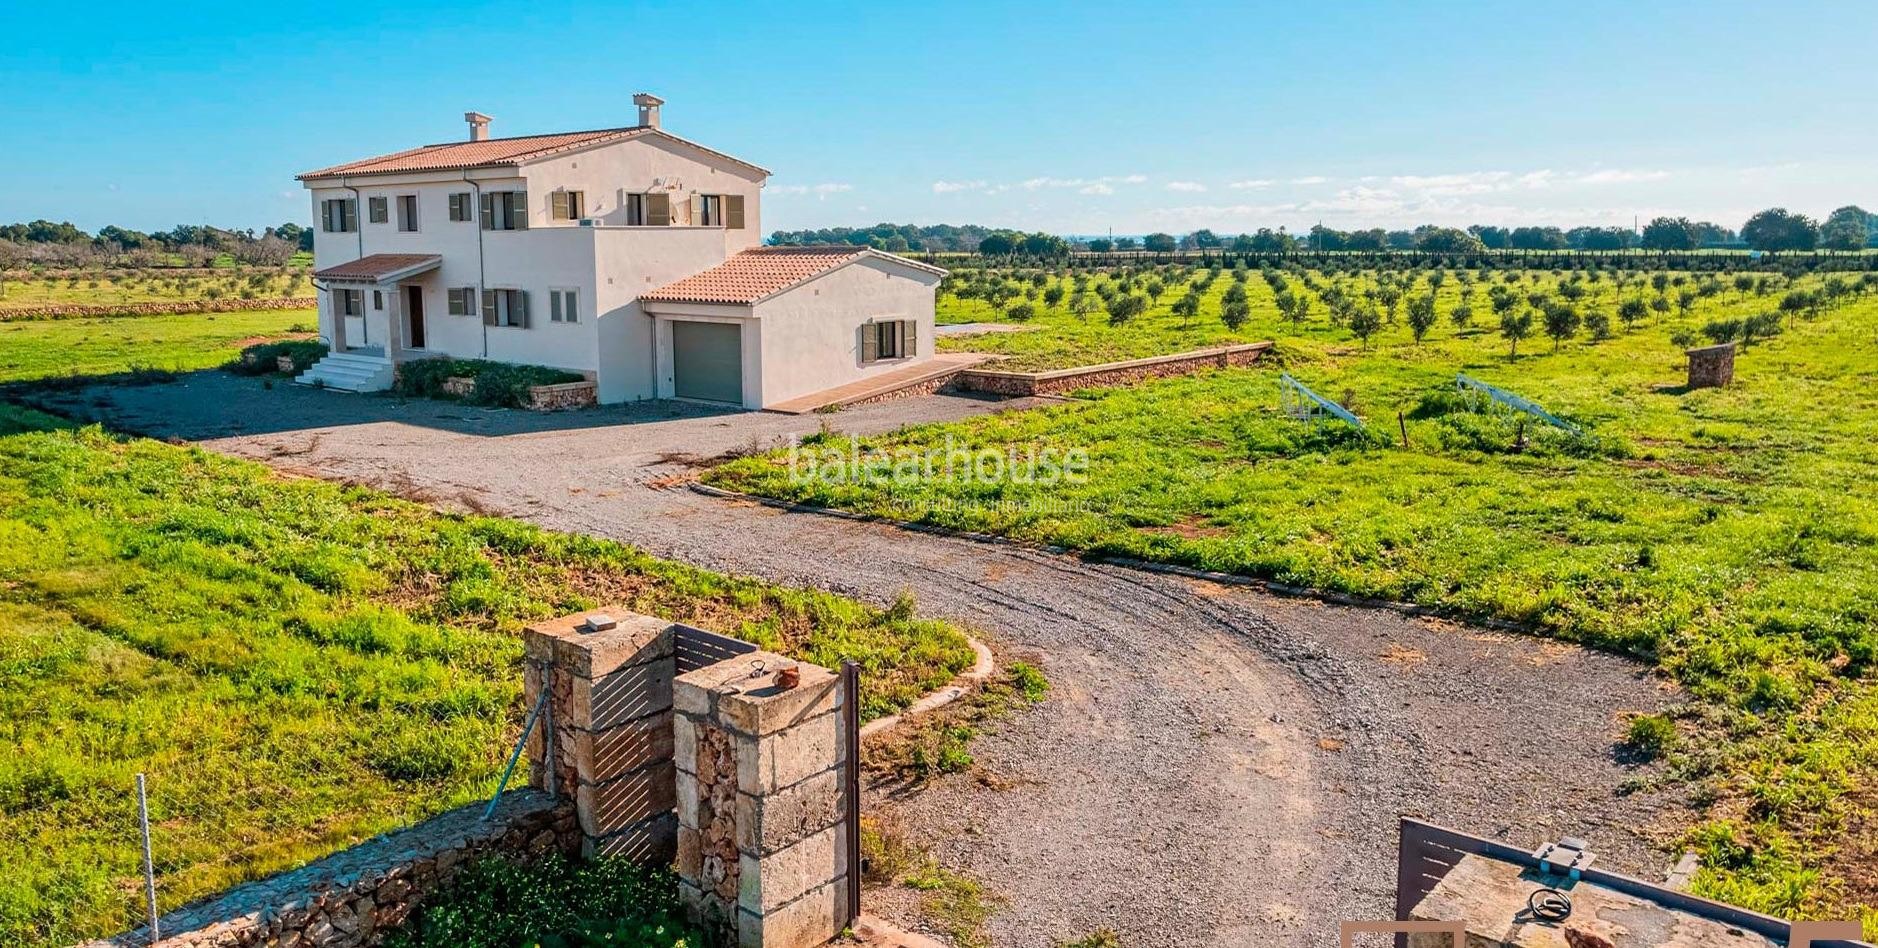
[672,321,743,405]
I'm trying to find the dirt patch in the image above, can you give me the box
[1140,514,1232,539]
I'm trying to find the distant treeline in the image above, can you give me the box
[0,220,312,269]
[771,206,1878,256]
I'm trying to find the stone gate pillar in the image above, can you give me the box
[523,608,678,862]
[674,651,853,948]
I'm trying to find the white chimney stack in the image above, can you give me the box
[465,111,492,142]
[633,92,664,129]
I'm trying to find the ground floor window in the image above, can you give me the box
[480,288,530,327]
[447,286,477,316]
[862,319,916,362]
[549,288,579,322]
[334,288,363,317]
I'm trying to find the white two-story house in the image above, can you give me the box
[297,94,944,409]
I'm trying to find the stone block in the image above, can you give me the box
[736,709,842,795]
[736,769,843,857]
[569,658,675,731]
[574,710,674,785]
[522,610,674,678]
[677,825,703,879]
[677,764,702,830]
[737,822,845,915]
[674,649,792,717]
[576,760,676,837]
[674,712,699,775]
[736,878,846,948]
[716,666,841,738]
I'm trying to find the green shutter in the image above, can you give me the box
[480,194,494,229]
[549,290,562,321]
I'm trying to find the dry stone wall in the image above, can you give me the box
[0,297,316,320]
[81,791,576,948]
[952,342,1270,396]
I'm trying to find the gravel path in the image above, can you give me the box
[40,375,1683,947]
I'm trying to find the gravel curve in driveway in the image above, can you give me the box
[39,374,1683,947]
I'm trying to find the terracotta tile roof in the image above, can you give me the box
[297,127,770,180]
[640,247,946,305]
[313,253,442,282]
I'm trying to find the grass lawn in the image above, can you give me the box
[713,264,1878,928]
[0,405,973,946]
[0,309,315,385]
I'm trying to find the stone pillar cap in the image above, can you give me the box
[522,608,675,678]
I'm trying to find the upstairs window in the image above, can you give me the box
[396,195,419,232]
[550,190,586,222]
[447,192,474,222]
[624,193,645,226]
[320,198,357,233]
[479,191,528,230]
[367,196,389,224]
[697,194,723,227]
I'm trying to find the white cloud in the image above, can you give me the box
[1575,168,1670,185]
[770,182,854,199]
[1228,179,1274,190]
[1165,181,1207,193]
[1290,175,1330,185]
[931,180,987,194]
[1079,183,1115,195]
[1023,174,1146,191]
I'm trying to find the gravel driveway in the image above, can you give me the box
[39,374,1681,947]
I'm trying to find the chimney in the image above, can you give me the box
[633,92,664,129]
[465,111,492,142]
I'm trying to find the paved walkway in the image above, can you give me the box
[36,373,1679,948]
[764,352,990,414]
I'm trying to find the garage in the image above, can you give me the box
[670,320,744,404]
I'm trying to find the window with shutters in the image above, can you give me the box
[699,194,723,227]
[861,319,916,363]
[447,192,474,222]
[334,288,363,317]
[367,196,389,224]
[645,192,671,226]
[479,191,528,230]
[321,199,357,233]
[447,287,477,316]
[550,190,585,222]
[480,288,529,327]
[396,195,419,232]
[625,193,647,226]
[549,288,579,323]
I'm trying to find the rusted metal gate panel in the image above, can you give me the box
[841,660,863,929]
[673,622,758,673]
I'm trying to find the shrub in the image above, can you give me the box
[383,854,703,948]
[394,358,584,408]
[229,339,327,376]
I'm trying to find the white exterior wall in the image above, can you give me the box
[524,135,764,258]
[748,259,940,406]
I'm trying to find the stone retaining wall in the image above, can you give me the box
[0,297,316,321]
[526,381,599,411]
[951,342,1271,396]
[83,791,576,948]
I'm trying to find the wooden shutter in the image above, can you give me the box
[482,289,498,325]
[462,287,476,315]
[902,320,916,357]
[726,194,745,230]
[343,199,357,232]
[689,193,703,225]
[647,192,670,226]
[511,191,528,230]
[861,323,879,363]
[551,191,569,220]
[480,193,494,229]
[516,290,530,327]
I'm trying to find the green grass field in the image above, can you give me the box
[0,268,310,308]
[713,263,1878,928]
[0,405,973,946]
[0,309,315,385]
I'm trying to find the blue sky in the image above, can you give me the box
[2,0,1872,237]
